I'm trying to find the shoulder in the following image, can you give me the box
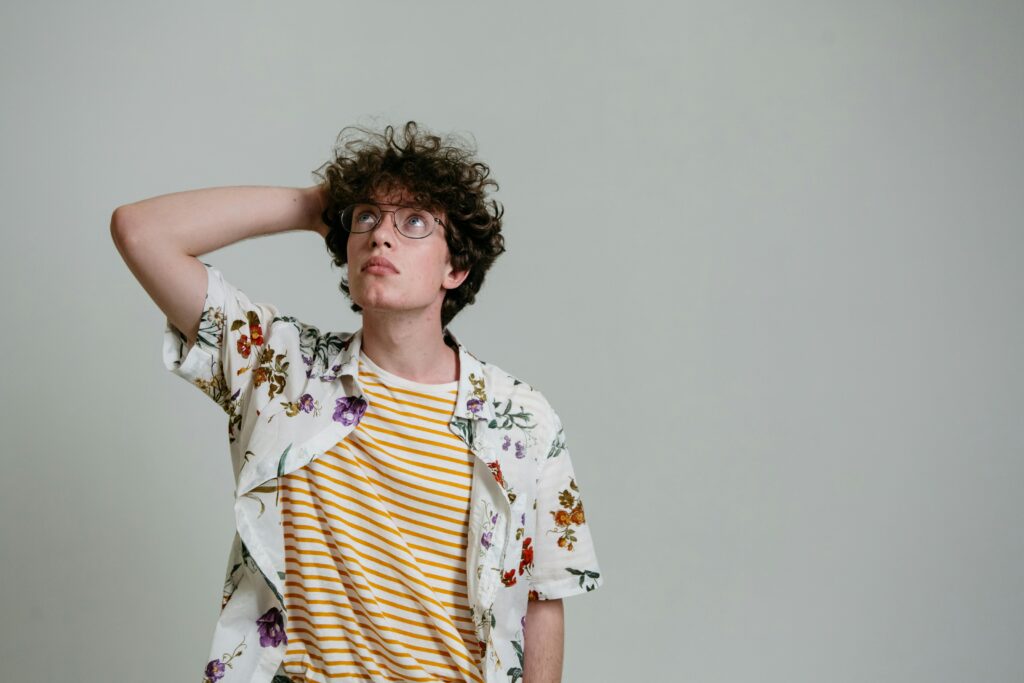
[476,355,562,442]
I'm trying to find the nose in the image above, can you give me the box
[369,210,401,248]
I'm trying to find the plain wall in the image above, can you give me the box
[1,1,1022,681]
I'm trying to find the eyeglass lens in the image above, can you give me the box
[342,203,435,239]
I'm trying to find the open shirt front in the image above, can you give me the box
[162,262,605,683]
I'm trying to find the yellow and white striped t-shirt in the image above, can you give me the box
[279,348,485,683]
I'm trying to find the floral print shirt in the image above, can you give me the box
[161,262,605,683]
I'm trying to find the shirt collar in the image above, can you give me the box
[330,325,496,424]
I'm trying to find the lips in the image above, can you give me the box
[362,256,398,273]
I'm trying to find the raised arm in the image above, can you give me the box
[109,184,328,347]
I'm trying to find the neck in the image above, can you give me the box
[359,309,458,385]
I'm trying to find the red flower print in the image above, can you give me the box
[487,460,505,488]
[518,537,533,575]
[501,568,517,586]
[237,335,251,358]
[570,504,586,525]
[248,320,264,346]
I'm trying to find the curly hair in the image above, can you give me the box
[311,120,506,329]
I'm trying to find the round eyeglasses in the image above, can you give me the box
[339,202,445,240]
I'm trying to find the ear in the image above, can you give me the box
[443,265,470,291]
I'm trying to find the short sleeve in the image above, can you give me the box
[528,409,605,600]
[161,261,286,441]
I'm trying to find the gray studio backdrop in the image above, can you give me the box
[2,2,1022,681]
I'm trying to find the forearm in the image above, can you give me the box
[112,184,326,256]
[523,598,564,683]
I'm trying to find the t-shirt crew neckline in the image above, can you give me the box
[358,349,459,392]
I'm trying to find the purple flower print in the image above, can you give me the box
[481,512,499,549]
[204,659,227,682]
[515,441,525,459]
[520,512,526,526]
[256,606,287,647]
[333,396,367,426]
[467,397,483,414]
[316,362,345,383]
[502,435,511,451]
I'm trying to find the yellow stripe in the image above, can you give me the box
[283,567,464,646]
[296,449,471,516]
[283,582,475,634]
[356,420,470,456]
[355,395,455,427]
[361,386,457,417]
[284,585,483,677]
[287,491,469,555]
[360,408,466,442]
[346,438,474,483]
[285,631,485,683]
[359,372,459,402]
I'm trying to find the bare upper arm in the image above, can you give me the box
[110,208,208,348]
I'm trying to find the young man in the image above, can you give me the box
[111,121,604,683]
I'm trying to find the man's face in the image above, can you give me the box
[346,185,468,320]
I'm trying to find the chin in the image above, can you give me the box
[355,291,403,310]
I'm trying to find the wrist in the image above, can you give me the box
[305,184,328,233]
[305,184,329,237]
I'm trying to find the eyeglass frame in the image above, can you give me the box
[335,201,448,240]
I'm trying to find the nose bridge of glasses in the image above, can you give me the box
[380,207,404,230]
